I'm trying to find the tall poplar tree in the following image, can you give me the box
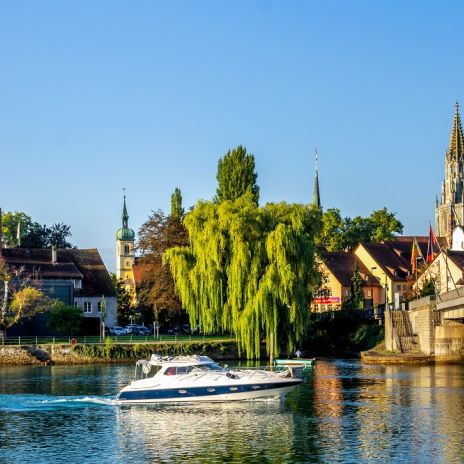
[171,187,184,218]
[215,145,260,205]
[137,189,189,325]
[165,193,321,358]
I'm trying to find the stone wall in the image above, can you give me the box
[0,347,42,365]
[384,310,397,351]
[0,340,241,365]
[435,322,464,362]
[408,296,439,355]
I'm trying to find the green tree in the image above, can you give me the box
[171,187,184,218]
[1,211,36,247]
[137,201,189,326]
[317,207,403,252]
[111,274,136,325]
[343,266,364,310]
[1,211,74,248]
[342,216,373,249]
[215,145,260,205]
[0,257,53,338]
[164,193,322,359]
[368,208,403,242]
[316,208,344,251]
[419,277,436,297]
[47,303,83,335]
[46,223,73,248]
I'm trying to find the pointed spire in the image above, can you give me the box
[448,100,464,160]
[313,149,321,209]
[122,188,129,229]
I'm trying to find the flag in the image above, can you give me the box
[411,237,419,274]
[426,225,438,263]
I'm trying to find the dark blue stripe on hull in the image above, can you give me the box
[117,380,301,402]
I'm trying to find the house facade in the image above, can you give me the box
[1,247,116,334]
[315,252,382,312]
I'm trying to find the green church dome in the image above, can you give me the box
[116,227,135,241]
[116,194,135,241]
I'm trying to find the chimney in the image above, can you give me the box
[51,245,57,264]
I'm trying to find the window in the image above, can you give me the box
[83,302,92,313]
[396,284,401,291]
[124,245,130,254]
[367,289,372,298]
[74,280,82,289]
[321,304,326,312]
[97,302,102,313]
[328,304,333,311]
[74,302,79,308]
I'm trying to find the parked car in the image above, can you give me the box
[124,324,139,334]
[134,326,152,336]
[167,324,191,335]
[109,326,126,336]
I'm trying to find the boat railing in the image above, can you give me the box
[231,365,290,378]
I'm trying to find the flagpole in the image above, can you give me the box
[431,219,460,297]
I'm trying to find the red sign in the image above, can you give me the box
[313,297,340,304]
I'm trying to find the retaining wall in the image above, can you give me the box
[435,322,464,362]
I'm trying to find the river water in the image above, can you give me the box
[0,359,463,464]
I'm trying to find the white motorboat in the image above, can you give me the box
[116,354,302,404]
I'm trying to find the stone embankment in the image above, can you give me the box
[361,347,432,365]
[362,301,464,364]
[0,340,240,365]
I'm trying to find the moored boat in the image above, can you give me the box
[275,358,316,366]
[116,354,302,404]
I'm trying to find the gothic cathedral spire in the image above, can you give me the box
[313,149,321,209]
[448,101,464,160]
[435,102,464,240]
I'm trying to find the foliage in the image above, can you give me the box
[137,194,189,325]
[419,277,436,297]
[45,223,73,248]
[0,257,53,336]
[1,211,74,248]
[47,303,83,335]
[215,145,260,205]
[164,193,322,359]
[342,266,364,310]
[71,340,237,360]
[317,207,403,251]
[111,274,137,325]
[171,187,184,218]
[304,311,384,355]
[316,208,344,252]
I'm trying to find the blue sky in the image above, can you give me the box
[0,1,463,270]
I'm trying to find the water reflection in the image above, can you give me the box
[115,401,299,463]
[1,361,464,463]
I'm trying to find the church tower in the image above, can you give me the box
[436,102,464,240]
[313,150,321,209]
[116,193,135,288]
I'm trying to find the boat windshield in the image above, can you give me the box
[163,363,225,375]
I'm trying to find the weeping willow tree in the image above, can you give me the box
[164,193,322,358]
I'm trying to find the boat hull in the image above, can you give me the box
[116,380,301,404]
[275,358,315,366]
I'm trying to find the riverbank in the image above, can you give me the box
[0,339,240,365]
[360,346,433,365]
